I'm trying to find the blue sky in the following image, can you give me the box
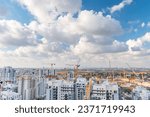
[82,0,150,40]
[0,0,33,23]
[0,0,150,68]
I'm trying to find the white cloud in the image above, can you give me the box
[141,22,145,28]
[17,0,82,24]
[71,36,128,55]
[127,32,150,55]
[128,20,140,25]
[0,20,39,48]
[76,10,123,36]
[0,0,128,68]
[110,0,133,14]
[147,22,150,27]
[1,0,149,68]
[27,10,124,51]
[45,10,123,37]
[134,28,138,32]
[127,39,142,51]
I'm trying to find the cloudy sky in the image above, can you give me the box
[0,0,150,68]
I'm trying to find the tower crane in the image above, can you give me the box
[74,64,80,80]
[126,63,137,77]
[125,63,138,83]
[108,59,114,82]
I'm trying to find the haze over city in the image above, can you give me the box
[0,0,150,68]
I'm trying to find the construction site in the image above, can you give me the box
[0,64,150,100]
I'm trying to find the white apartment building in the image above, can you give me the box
[0,66,16,83]
[46,79,75,100]
[46,79,61,100]
[0,82,21,100]
[132,86,150,100]
[60,80,75,100]
[2,83,18,92]
[0,91,22,100]
[38,68,56,77]
[91,80,119,100]
[67,69,74,81]
[17,75,36,100]
[75,76,87,100]
[35,77,47,99]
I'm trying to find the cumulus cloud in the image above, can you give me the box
[0,20,39,48]
[3,0,149,68]
[17,0,82,24]
[56,10,123,38]
[26,10,124,55]
[141,22,145,28]
[110,0,133,14]
[76,10,123,36]
[71,36,128,55]
[126,32,150,57]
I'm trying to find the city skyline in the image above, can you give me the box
[0,66,150,100]
[0,0,150,68]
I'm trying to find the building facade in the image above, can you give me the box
[132,86,150,100]
[91,80,119,100]
[46,79,75,100]
[18,75,36,100]
[75,76,87,100]
[0,66,16,83]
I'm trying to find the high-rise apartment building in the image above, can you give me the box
[75,76,87,100]
[0,66,16,83]
[17,75,36,100]
[35,77,47,99]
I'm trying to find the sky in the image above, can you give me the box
[0,0,150,68]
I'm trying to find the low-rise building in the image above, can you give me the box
[46,79,75,100]
[91,80,119,100]
[132,86,150,100]
[0,91,22,100]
